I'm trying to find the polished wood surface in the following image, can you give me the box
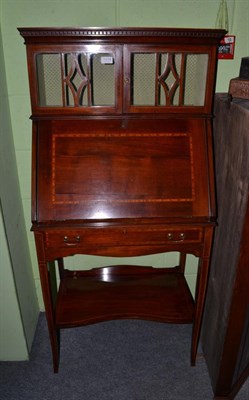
[36,118,212,223]
[19,27,225,373]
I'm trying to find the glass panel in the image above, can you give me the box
[132,53,156,106]
[130,51,208,108]
[36,53,63,107]
[92,53,115,106]
[36,51,116,108]
[183,54,208,106]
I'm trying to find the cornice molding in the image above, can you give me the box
[18,27,226,40]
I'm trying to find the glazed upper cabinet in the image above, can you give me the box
[22,28,220,115]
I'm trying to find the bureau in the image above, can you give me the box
[19,27,225,372]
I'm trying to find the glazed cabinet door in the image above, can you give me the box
[27,44,122,115]
[123,45,214,114]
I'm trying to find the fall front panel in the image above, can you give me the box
[36,119,210,222]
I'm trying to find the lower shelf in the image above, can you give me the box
[56,265,195,328]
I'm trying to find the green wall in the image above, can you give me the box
[0,8,39,360]
[0,0,248,353]
[0,206,28,360]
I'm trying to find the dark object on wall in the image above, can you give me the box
[239,57,249,79]
[202,94,249,400]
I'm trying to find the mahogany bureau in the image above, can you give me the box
[18,27,225,372]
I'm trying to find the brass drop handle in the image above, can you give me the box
[167,233,173,240]
[167,232,185,242]
[63,235,81,246]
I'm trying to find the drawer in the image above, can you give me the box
[44,226,203,249]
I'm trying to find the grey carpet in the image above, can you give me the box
[0,313,248,400]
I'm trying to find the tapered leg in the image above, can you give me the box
[57,258,65,279]
[191,227,214,366]
[39,261,60,372]
[178,252,187,273]
[191,256,211,366]
[34,231,60,372]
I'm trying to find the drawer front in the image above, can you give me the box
[45,226,203,249]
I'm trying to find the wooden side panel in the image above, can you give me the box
[202,94,249,397]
